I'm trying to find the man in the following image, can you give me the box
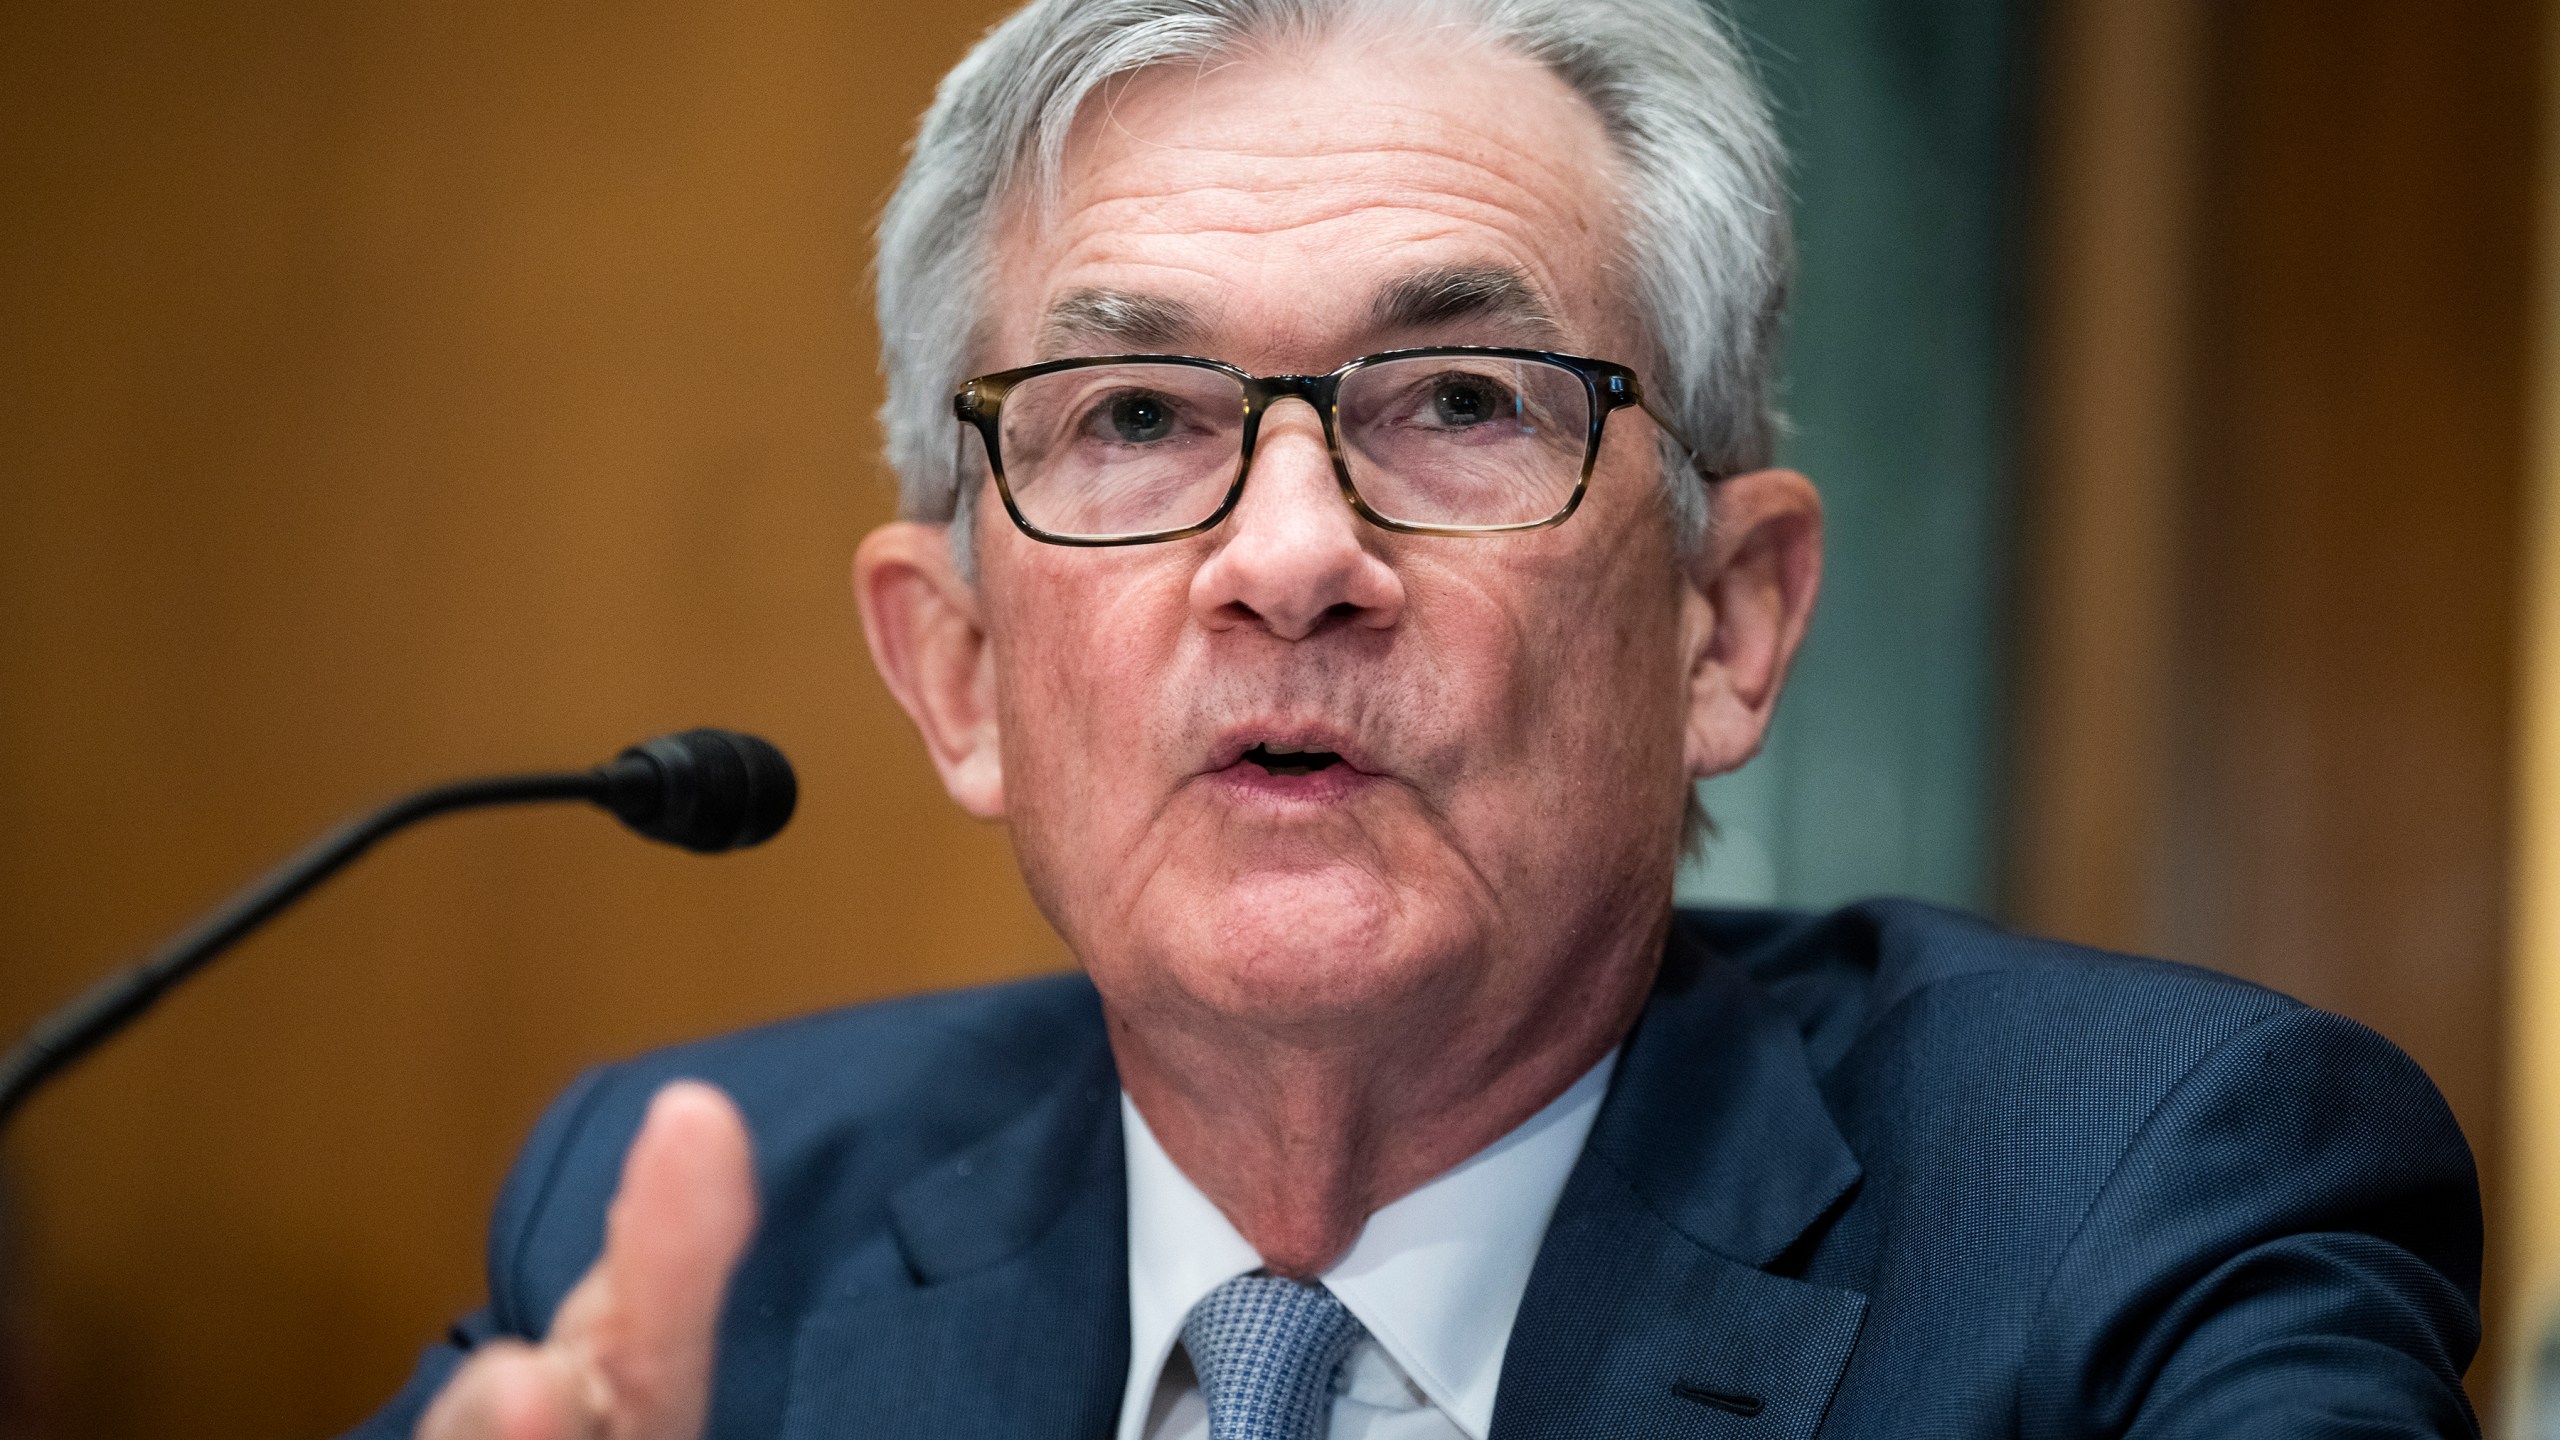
[353,0,2483,1436]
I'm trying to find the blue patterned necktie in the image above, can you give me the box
[1180,1274,1368,1440]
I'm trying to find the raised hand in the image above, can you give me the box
[416,1081,759,1440]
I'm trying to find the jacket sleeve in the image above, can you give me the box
[2019,1005,2483,1438]
[333,1066,614,1440]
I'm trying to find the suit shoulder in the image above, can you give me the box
[597,968,1105,1125]
[1679,906,2483,1430]
[483,970,1106,1330]
[1683,897,2299,1078]
[1689,901,2465,1238]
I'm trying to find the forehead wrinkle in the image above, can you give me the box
[1026,76,1629,365]
[1071,58,1622,215]
[1056,168,1609,309]
[1076,138,1593,221]
[1065,187,1579,266]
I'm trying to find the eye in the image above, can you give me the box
[1427,375,1514,428]
[1097,391,1178,444]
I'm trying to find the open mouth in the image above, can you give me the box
[1243,743,1345,777]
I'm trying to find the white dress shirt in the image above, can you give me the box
[1117,1051,1618,1440]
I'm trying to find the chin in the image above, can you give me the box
[1166,864,1473,1029]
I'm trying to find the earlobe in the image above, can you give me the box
[1680,469,1824,780]
[852,523,1007,817]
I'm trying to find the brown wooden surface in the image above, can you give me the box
[0,4,1043,1436]
[2012,0,2539,1410]
[2175,2,2535,1377]
[2009,0,2209,955]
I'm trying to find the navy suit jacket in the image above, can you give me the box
[349,900,2482,1438]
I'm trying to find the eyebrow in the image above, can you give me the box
[1368,264,1565,345]
[1037,287,1206,354]
[1030,263,1566,360]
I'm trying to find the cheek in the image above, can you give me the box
[1427,531,1691,866]
[986,557,1190,876]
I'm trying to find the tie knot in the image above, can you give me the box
[1180,1274,1367,1440]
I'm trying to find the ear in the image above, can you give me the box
[1679,469,1824,780]
[853,522,1005,817]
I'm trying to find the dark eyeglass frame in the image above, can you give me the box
[951,345,1715,547]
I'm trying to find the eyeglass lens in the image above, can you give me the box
[993,355,1592,539]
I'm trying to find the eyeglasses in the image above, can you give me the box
[951,347,1710,546]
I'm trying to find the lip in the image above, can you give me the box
[1203,723,1377,776]
[1200,722,1383,804]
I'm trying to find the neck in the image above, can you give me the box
[1106,907,1668,1278]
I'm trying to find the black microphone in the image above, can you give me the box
[597,728,797,853]
[0,728,796,1125]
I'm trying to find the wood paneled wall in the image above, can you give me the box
[2014,0,2540,1408]
[2175,0,2534,1235]
[2514,0,2560,1406]
[0,4,1034,1435]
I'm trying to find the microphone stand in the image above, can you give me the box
[0,726,796,1127]
[0,770,604,1125]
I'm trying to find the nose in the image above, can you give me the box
[1188,399,1405,640]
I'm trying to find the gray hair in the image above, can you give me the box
[873,0,1791,561]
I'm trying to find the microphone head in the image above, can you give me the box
[597,729,796,853]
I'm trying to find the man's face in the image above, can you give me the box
[907,32,1765,1048]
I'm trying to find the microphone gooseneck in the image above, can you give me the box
[0,729,796,1125]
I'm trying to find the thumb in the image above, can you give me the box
[562,1080,760,1436]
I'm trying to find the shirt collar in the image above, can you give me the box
[1117,1050,1618,1440]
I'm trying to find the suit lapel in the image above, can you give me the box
[771,917,1864,1439]
[1494,917,1869,1439]
[776,1036,1130,1440]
